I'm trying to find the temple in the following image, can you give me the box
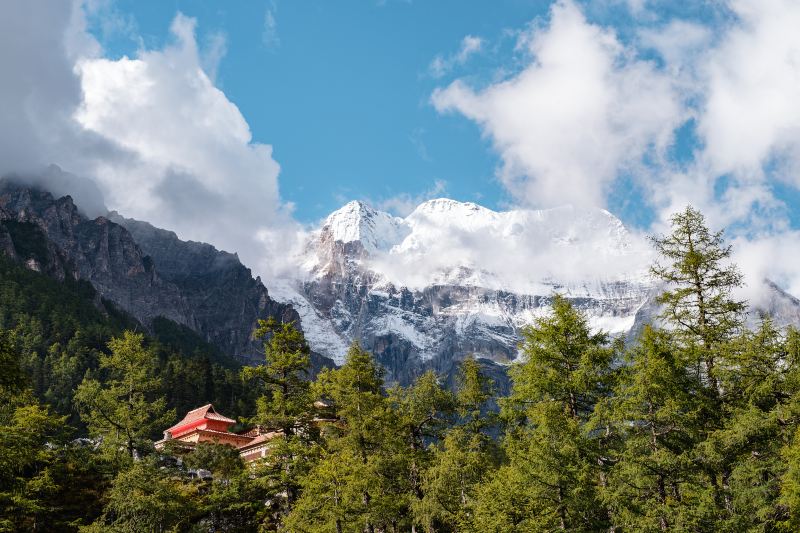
[154,404,279,462]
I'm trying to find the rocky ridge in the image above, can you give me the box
[0,180,299,364]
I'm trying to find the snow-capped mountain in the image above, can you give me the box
[275,198,657,385]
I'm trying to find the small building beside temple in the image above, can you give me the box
[155,404,279,462]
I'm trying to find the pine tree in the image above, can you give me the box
[288,342,402,532]
[707,319,796,530]
[74,331,174,463]
[81,458,197,532]
[415,358,498,532]
[390,369,456,529]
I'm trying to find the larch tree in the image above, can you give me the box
[288,342,402,533]
[474,295,620,531]
[74,331,173,463]
[650,205,745,392]
[650,206,748,521]
[603,326,710,530]
[241,318,317,521]
[415,358,499,532]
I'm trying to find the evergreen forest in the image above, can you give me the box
[4,206,800,532]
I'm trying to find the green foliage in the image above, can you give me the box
[80,459,197,533]
[74,331,175,462]
[650,205,745,387]
[603,326,710,530]
[415,358,499,531]
[474,295,620,531]
[182,441,244,480]
[4,204,800,532]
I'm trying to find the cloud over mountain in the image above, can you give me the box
[0,1,300,277]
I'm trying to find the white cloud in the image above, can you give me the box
[429,35,483,78]
[699,0,800,182]
[432,0,684,209]
[201,30,228,82]
[376,179,447,216]
[72,12,300,275]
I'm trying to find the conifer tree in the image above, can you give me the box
[415,358,498,532]
[390,369,456,526]
[74,331,173,463]
[474,295,619,531]
[650,206,747,520]
[650,205,745,391]
[603,326,710,530]
[241,318,316,520]
[707,319,796,530]
[288,342,401,532]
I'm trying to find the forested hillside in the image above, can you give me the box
[3,207,800,531]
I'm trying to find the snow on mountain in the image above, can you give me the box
[323,200,409,255]
[275,198,656,384]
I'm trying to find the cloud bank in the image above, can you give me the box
[432,0,683,209]
[432,0,800,300]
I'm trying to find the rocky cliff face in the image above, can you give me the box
[108,213,298,363]
[0,180,300,364]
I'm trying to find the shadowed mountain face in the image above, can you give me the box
[0,180,301,365]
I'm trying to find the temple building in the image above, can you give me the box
[154,404,279,462]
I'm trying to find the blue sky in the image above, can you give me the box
[83,1,740,228]
[88,0,557,223]
[4,0,800,294]
[85,0,710,226]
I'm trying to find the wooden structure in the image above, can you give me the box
[154,404,278,461]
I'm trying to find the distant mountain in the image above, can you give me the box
[0,180,303,365]
[276,198,800,386]
[4,176,797,386]
[275,199,654,385]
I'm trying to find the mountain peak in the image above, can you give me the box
[323,200,406,253]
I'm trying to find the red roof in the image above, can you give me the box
[166,404,237,433]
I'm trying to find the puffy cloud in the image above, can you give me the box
[432,0,684,209]
[0,2,300,278]
[430,0,800,299]
[699,0,800,182]
[74,13,289,266]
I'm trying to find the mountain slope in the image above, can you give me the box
[0,180,300,364]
